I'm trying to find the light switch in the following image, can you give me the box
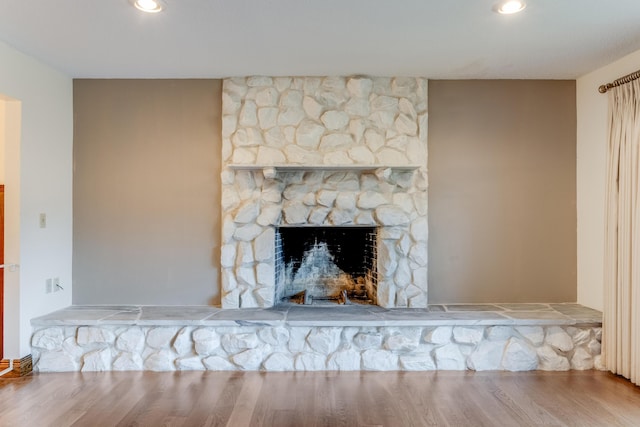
[39,213,46,228]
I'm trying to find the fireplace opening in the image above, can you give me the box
[275,226,378,305]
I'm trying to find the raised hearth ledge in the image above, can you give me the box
[30,304,603,373]
[31,303,601,328]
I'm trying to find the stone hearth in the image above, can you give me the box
[31,304,602,372]
[220,76,428,309]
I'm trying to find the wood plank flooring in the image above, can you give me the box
[1,370,639,426]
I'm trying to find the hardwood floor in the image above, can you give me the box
[1,370,639,426]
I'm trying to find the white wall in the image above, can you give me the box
[0,40,73,358]
[576,48,640,311]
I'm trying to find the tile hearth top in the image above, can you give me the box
[31,303,602,328]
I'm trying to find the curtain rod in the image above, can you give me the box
[598,68,640,93]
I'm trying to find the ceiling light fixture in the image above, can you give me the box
[131,0,164,13]
[493,0,526,14]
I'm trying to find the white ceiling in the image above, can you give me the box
[0,0,639,79]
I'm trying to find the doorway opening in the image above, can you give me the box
[0,96,21,361]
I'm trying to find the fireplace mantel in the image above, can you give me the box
[227,164,421,172]
[228,164,420,180]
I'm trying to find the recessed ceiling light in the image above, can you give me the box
[493,0,526,15]
[131,0,164,13]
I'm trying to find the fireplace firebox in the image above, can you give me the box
[275,226,378,305]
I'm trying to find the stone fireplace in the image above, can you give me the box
[31,77,605,374]
[220,76,428,308]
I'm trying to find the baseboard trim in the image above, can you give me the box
[0,355,33,378]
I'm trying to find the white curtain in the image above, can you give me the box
[603,79,640,386]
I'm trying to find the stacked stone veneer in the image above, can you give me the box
[221,76,429,308]
[32,324,602,372]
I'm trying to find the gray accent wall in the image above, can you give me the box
[73,79,222,305]
[72,78,576,306]
[428,80,577,303]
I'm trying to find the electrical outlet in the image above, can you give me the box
[46,278,52,294]
[53,277,61,292]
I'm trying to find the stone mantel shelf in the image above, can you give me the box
[227,164,421,173]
